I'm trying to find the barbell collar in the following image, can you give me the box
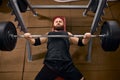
[11,34,106,38]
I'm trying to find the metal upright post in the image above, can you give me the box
[87,0,107,62]
[9,0,32,61]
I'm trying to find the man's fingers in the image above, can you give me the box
[84,33,91,39]
[24,33,32,39]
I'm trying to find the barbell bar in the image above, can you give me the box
[0,21,120,51]
[11,34,106,38]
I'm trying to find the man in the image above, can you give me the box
[24,16,91,80]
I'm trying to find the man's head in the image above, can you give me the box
[52,16,66,31]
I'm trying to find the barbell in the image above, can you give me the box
[12,34,105,38]
[0,21,120,51]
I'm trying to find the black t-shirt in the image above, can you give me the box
[44,31,72,62]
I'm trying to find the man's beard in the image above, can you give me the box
[54,26,64,31]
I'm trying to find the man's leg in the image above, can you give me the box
[63,64,84,80]
[35,65,57,80]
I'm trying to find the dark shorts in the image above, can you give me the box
[35,60,83,80]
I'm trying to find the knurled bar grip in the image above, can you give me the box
[12,34,106,38]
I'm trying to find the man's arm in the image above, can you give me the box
[24,33,48,46]
[68,32,91,46]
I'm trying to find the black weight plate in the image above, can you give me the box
[17,0,28,12]
[89,0,99,13]
[100,21,120,51]
[0,0,2,6]
[0,21,17,51]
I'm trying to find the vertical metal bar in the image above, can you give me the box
[26,40,32,62]
[9,0,32,62]
[9,0,27,32]
[90,0,107,33]
[87,38,92,62]
[87,0,107,62]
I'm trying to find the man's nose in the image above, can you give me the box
[57,23,60,25]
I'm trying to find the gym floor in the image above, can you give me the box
[0,0,120,80]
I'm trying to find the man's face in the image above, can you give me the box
[53,18,64,27]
